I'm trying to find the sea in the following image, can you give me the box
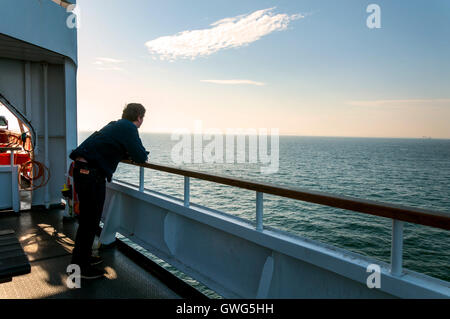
[80,132,450,297]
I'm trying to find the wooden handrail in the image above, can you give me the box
[121,160,450,231]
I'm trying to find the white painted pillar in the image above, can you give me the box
[24,62,32,121]
[43,63,50,209]
[64,58,78,173]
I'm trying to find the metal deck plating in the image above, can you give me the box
[0,208,182,299]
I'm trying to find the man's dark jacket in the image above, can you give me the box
[69,119,148,182]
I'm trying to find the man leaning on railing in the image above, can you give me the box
[68,103,149,279]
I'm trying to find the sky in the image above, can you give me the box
[74,0,450,138]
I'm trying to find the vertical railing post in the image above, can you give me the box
[184,176,190,207]
[256,192,263,231]
[139,166,144,192]
[390,219,404,276]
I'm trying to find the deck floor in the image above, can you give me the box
[0,207,181,299]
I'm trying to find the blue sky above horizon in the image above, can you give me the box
[75,0,450,138]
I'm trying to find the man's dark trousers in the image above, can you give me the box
[71,160,106,267]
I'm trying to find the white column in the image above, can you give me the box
[64,58,78,173]
[43,63,50,209]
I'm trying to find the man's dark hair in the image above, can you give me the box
[122,103,146,122]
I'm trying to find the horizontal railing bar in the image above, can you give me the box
[121,160,450,231]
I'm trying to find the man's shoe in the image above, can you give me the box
[80,265,105,279]
[90,255,103,266]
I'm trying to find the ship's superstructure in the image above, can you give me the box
[0,0,77,210]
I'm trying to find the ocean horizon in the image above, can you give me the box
[80,131,450,140]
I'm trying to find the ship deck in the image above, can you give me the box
[0,206,184,299]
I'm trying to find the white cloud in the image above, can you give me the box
[145,8,303,61]
[201,79,265,86]
[94,57,124,71]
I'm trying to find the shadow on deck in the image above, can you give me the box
[0,208,181,299]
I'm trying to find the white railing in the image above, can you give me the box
[128,160,449,278]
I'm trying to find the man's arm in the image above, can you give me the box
[124,127,148,163]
